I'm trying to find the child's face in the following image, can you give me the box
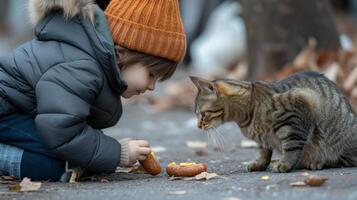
[121,63,159,98]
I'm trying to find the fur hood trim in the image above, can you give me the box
[28,0,95,25]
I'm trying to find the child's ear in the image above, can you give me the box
[189,76,217,94]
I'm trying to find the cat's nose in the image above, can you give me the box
[198,123,202,129]
[198,122,203,129]
[198,122,206,129]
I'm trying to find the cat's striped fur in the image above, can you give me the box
[191,70,357,172]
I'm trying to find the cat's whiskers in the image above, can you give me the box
[203,127,227,151]
[212,127,227,151]
[206,129,218,149]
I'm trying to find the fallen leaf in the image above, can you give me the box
[168,190,187,195]
[168,176,184,181]
[69,168,85,184]
[1,180,16,185]
[129,165,147,174]
[304,175,328,187]
[194,172,218,180]
[116,165,147,174]
[240,140,259,148]
[186,141,208,149]
[9,184,21,192]
[101,178,109,183]
[10,178,41,192]
[20,178,41,192]
[115,166,134,173]
[1,176,15,181]
[261,176,270,181]
[290,181,307,187]
[168,172,219,181]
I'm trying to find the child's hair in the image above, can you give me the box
[96,0,111,10]
[115,45,177,81]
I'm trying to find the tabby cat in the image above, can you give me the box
[191,70,357,172]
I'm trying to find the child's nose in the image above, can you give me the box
[147,81,156,91]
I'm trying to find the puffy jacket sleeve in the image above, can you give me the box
[35,60,121,173]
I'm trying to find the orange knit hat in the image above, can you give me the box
[105,0,187,63]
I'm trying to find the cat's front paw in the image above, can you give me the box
[305,162,324,170]
[272,161,293,173]
[247,161,268,172]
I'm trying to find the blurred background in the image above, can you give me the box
[0,0,356,112]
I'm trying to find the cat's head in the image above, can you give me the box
[190,76,252,130]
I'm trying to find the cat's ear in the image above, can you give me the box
[215,81,251,96]
[190,76,217,94]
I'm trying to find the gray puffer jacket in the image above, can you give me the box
[0,2,127,173]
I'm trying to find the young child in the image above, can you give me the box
[0,0,186,181]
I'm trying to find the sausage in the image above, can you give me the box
[166,162,207,177]
[139,152,161,176]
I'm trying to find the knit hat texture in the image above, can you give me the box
[105,0,186,63]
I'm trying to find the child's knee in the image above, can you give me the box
[21,151,65,181]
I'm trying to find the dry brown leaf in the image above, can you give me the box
[129,165,147,174]
[168,172,219,181]
[9,184,21,192]
[168,176,185,181]
[69,168,85,184]
[9,178,41,192]
[304,175,328,187]
[194,172,218,180]
[1,176,16,181]
[101,178,109,183]
[19,178,42,192]
[115,166,135,173]
[116,165,147,174]
[290,181,307,187]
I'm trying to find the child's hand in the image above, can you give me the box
[128,140,151,165]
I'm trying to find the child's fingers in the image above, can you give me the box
[136,140,150,147]
[138,155,147,161]
[139,147,151,156]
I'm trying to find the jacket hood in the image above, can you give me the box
[33,3,127,94]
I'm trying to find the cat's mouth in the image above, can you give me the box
[199,122,220,130]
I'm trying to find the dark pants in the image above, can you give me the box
[0,114,65,181]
